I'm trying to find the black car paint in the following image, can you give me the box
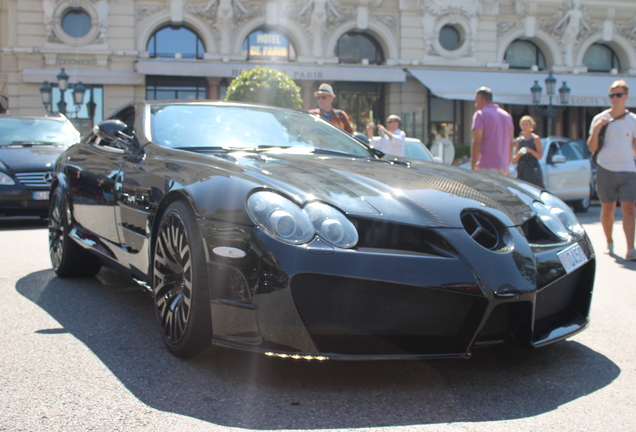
[51,101,595,360]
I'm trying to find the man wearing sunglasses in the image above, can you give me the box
[588,80,636,260]
[309,83,354,133]
[365,115,406,157]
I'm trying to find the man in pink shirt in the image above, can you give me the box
[471,87,514,175]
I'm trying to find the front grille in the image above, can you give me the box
[15,171,54,188]
[291,274,487,355]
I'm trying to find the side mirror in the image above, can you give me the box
[550,154,566,164]
[94,119,135,149]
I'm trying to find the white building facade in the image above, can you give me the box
[1,0,636,149]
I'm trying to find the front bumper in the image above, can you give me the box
[0,186,50,217]
[200,220,595,360]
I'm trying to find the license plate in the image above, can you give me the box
[33,191,49,200]
[557,243,588,274]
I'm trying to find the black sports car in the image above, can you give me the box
[0,114,80,218]
[48,101,595,360]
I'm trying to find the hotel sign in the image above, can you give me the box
[248,31,289,60]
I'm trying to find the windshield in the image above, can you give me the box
[0,118,80,146]
[403,139,434,161]
[149,104,372,158]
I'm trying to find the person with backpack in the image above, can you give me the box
[309,83,354,133]
[587,79,636,260]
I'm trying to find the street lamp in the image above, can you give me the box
[40,68,87,117]
[530,71,571,136]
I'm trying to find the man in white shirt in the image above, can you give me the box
[366,114,406,157]
[588,79,636,260]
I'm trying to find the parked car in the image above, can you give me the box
[459,136,593,212]
[48,101,594,361]
[540,136,592,213]
[0,114,81,218]
[403,137,443,163]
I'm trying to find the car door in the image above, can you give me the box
[543,139,590,202]
[65,131,127,245]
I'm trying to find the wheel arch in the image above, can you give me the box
[147,189,204,279]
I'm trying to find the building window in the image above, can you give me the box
[147,26,205,59]
[583,43,621,72]
[505,39,546,70]
[439,25,461,51]
[242,30,296,62]
[146,76,208,100]
[336,32,384,65]
[51,85,103,126]
[429,97,458,144]
[61,8,92,38]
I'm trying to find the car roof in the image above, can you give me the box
[0,113,72,121]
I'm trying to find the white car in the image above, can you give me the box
[538,137,592,213]
[459,136,592,212]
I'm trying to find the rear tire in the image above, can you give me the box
[48,187,102,277]
[153,200,212,358]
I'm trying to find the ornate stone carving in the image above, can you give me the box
[544,0,592,67]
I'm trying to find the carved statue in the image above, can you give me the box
[555,0,589,67]
[43,0,57,40]
[217,0,234,55]
[309,0,327,58]
[94,0,115,44]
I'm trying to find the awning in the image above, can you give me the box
[408,68,636,107]
[136,61,407,83]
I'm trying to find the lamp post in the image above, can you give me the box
[530,71,571,136]
[40,68,87,117]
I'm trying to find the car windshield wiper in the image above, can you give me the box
[8,141,67,146]
[311,148,368,158]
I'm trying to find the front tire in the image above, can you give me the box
[48,187,102,277]
[153,201,212,358]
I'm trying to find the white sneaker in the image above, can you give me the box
[604,242,614,255]
[626,249,636,261]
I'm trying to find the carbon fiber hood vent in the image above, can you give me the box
[461,211,501,250]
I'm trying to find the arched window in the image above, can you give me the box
[147,25,205,59]
[242,29,296,62]
[505,39,546,70]
[336,32,384,65]
[583,43,621,72]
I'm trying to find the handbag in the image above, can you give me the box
[592,110,630,167]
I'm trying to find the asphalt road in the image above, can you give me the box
[1,204,635,432]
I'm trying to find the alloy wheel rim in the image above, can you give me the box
[154,212,193,345]
[48,192,64,270]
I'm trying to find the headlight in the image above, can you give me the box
[0,172,16,185]
[304,202,358,248]
[247,191,358,248]
[533,201,569,241]
[540,192,585,236]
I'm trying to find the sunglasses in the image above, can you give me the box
[387,119,399,123]
[609,92,625,98]
[316,95,331,100]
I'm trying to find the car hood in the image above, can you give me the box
[0,146,68,172]
[227,152,539,228]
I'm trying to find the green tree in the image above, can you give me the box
[225,67,303,109]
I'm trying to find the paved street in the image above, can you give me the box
[1,204,635,432]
